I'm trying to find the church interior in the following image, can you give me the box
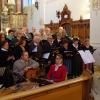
[0,0,100,100]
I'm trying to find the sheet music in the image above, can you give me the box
[32,47,37,52]
[43,53,50,59]
[78,50,89,64]
[85,50,95,63]
[78,50,95,64]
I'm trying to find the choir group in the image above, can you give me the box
[0,26,94,88]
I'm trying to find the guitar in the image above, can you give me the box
[24,68,39,80]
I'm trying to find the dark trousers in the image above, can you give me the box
[3,68,14,88]
[72,54,83,77]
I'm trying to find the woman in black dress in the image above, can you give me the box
[71,38,83,77]
[59,39,73,79]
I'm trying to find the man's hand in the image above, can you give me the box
[7,56,15,61]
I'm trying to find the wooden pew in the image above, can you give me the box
[0,72,92,100]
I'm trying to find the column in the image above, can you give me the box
[39,0,46,27]
[15,0,23,13]
[28,0,46,30]
[90,0,100,66]
[0,0,2,31]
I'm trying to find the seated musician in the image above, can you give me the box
[47,54,67,82]
[13,51,39,79]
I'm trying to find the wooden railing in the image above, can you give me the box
[0,71,92,100]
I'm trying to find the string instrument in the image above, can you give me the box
[24,68,39,80]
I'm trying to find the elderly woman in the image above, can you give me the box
[47,54,67,82]
[29,35,42,61]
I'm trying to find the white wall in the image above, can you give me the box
[90,4,100,66]
[44,0,90,24]
[27,0,90,30]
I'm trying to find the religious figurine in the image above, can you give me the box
[2,5,8,15]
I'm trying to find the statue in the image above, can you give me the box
[1,5,9,32]
[92,0,100,10]
[2,5,8,15]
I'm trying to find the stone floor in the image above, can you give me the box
[92,65,100,100]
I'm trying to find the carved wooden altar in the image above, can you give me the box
[45,4,90,42]
[0,0,27,30]
[9,13,27,29]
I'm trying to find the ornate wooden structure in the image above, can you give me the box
[9,13,27,29]
[59,4,73,36]
[0,0,27,31]
[72,19,90,41]
[8,0,27,29]
[45,4,90,42]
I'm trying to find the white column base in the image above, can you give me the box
[91,43,100,66]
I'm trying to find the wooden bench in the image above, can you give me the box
[0,71,92,100]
